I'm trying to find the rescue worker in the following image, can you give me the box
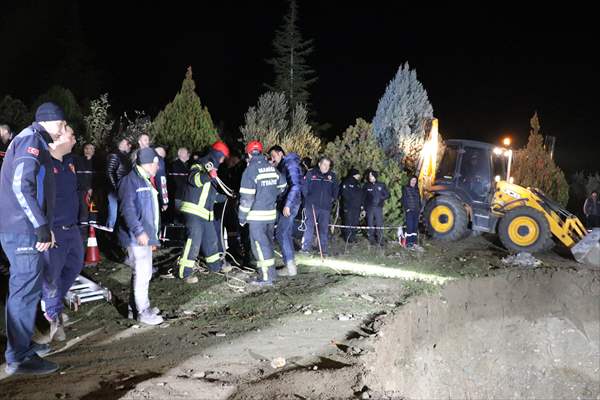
[301,156,338,256]
[401,176,421,247]
[339,168,364,243]
[41,126,82,342]
[239,141,287,286]
[118,147,163,325]
[364,170,389,246]
[268,145,303,277]
[0,102,65,376]
[168,147,191,220]
[177,141,230,284]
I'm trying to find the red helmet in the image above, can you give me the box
[211,141,230,158]
[245,140,263,154]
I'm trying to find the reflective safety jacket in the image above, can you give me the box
[238,155,287,224]
[180,155,225,221]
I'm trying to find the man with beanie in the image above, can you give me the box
[177,142,230,284]
[118,147,163,325]
[268,145,302,277]
[239,141,287,286]
[0,102,65,375]
[40,126,82,342]
[340,168,364,243]
[364,169,390,246]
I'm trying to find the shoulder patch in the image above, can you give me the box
[27,147,39,156]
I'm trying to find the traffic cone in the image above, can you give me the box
[85,225,101,266]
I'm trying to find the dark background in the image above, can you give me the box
[0,2,595,174]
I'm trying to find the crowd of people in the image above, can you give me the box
[3,102,600,377]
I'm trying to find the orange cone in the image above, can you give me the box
[85,225,101,266]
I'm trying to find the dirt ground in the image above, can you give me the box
[1,234,599,400]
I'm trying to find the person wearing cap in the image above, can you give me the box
[268,145,302,276]
[177,141,230,283]
[239,141,287,286]
[0,102,66,375]
[339,168,365,243]
[364,169,390,246]
[118,147,163,325]
[38,125,82,342]
[301,156,339,256]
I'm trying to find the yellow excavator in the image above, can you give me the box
[417,120,598,266]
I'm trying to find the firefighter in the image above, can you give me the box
[177,141,230,284]
[238,141,287,286]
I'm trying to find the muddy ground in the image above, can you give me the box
[0,234,599,400]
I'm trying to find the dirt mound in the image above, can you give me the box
[232,268,600,399]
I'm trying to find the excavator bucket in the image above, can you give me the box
[571,229,600,267]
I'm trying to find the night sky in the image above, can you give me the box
[0,2,595,174]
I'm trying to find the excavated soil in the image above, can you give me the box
[232,268,600,399]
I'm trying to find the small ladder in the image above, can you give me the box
[64,275,112,311]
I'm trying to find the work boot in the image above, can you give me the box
[47,314,66,342]
[32,342,52,357]
[138,309,164,326]
[278,260,297,277]
[221,262,233,273]
[184,275,199,284]
[128,306,160,320]
[250,266,276,286]
[5,354,59,376]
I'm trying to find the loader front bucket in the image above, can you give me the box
[571,228,600,267]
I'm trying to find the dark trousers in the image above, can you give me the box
[42,227,84,319]
[405,210,419,246]
[0,233,43,364]
[342,207,361,241]
[249,222,275,281]
[587,215,600,229]
[367,207,384,245]
[302,205,331,254]
[276,204,300,264]
[178,213,222,278]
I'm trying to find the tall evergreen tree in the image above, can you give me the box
[512,112,569,206]
[372,63,433,171]
[266,0,317,110]
[152,67,217,157]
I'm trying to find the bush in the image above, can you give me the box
[84,93,114,148]
[0,95,29,132]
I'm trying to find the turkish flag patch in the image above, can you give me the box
[27,147,39,156]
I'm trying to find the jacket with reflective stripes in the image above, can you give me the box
[0,123,55,234]
[238,155,286,223]
[117,165,160,247]
[180,156,224,221]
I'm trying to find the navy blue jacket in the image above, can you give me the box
[0,123,55,234]
[302,167,339,210]
[364,181,390,209]
[52,154,79,228]
[402,185,421,213]
[340,176,364,210]
[277,152,303,210]
[118,166,160,247]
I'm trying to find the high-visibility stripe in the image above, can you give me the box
[239,187,256,194]
[248,210,276,216]
[277,183,287,188]
[13,162,41,228]
[205,253,220,263]
[239,206,251,213]
[198,180,211,209]
[180,202,214,220]
[255,172,279,181]
[255,241,264,261]
[257,258,274,268]
[247,209,276,221]
[194,174,203,187]
[178,239,195,278]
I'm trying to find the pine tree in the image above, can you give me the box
[240,91,320,158]
[152,67,217,157]
[372,63,433,172]
[0,95,29,132]
[325,118,408,228]
[512,112,569,206]
[266,0,316,110]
